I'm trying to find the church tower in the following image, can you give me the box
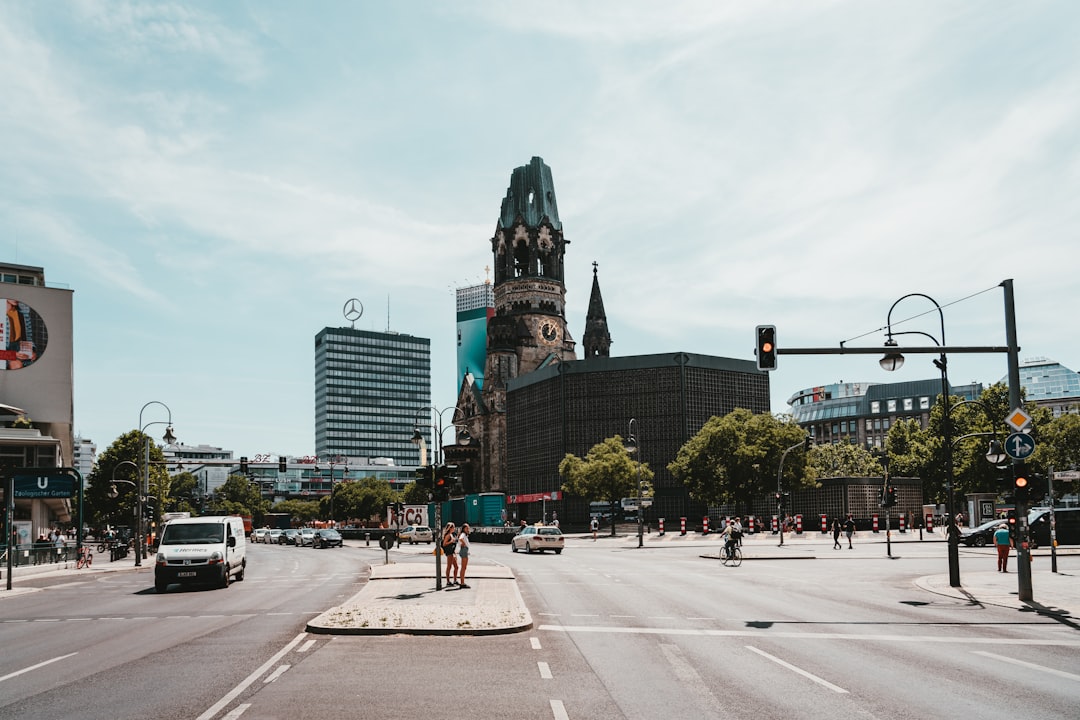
[455,157,576,493]
[581,261,611,358]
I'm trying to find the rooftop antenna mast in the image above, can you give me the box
[386,293,390,332]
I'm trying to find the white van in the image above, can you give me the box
[154,515,247,593]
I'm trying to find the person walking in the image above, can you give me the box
[441,523,458,587]
[843,515,856,549]
[590,515,599,541]
[831,517,842,549]
[456,524,472,588]
[993,523,1012,572]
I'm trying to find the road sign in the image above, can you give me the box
[1003,432,1036,460]
[1005,408,1032,431]
[1054,470,1080,481]
[12,470,79,499]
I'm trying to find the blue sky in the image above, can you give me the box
[2,1,1078,461]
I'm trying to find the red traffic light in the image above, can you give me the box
[756,325,777,371]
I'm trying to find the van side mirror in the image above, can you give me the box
[228,536,236,548]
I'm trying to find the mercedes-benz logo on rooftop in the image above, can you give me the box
[343,298,364,328]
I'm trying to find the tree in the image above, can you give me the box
[166,472,201,515]
[85,430,171,528]
[212,475,267,518]
[271,499,321,523]
[668,409,813,513]
[1037,411,1080,498]
[560,436,653,537]
[808,442,883,478]
[402,481,430,505]
[321,477,398,523]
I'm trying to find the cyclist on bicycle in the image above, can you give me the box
[721,520,738,560]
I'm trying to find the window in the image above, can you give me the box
[920,397,930,410]
[871,401,880,414]
[887,400,897,413]
[903,398,913,411]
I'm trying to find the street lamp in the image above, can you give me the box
[880,293,960,587]
[412,405,469,590]
[139,401,176,565]
[624,419,644,548]
[776,437,809,548]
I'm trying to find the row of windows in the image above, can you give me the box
[322,334,429,350]
[871,397,931,413]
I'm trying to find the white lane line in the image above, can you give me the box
[297,639,317,653]
[263,665,290,683]
[973,651,1080,681]
[221,704,251,719]
[538,625,1080,647]
[538,661,553,679]
[196,633,307,720]
[745,646,848,694]
[550,699,569,720]
[0,652,78,683]
[531,637,542,650]
[660,644,724,713]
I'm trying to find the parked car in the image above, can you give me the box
[252,528,271,543]
[511,525,564,554]
[280,528,301,545]
[298,528,316,547]
[1028,507,1080,548]
[960,518,1005,547]
[267,529,284,544]
[398,525,434,544]
[312,529,343,548]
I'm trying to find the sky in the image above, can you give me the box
[2,1,1078,461]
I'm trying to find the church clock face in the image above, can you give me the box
[539,320,560,345]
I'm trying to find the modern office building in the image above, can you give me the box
[72,436,97,483]
[787,379,983,449]
[1009,357,1080,417]
[314,326,431,466]
[456,280,494,391]
[0,261,75,537]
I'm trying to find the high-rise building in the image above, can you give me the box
[73,435,97,482]
[314,326,431,466]
[456,281,494,392]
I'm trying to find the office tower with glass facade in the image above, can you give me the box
[456,281,494,391]
[314,327,431,465]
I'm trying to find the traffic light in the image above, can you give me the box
[433,470,449,502]
[774,491,787,508]
[1013,462,1030,502]
[278,457,287,473]
[240,456,249,474]
[755,325,777,371]
[881,484,897,507]
[1007,509,1017,537]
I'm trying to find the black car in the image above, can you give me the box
[312,529,343,548]
[960,518,1006,547]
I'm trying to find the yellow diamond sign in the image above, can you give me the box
[1005,407,1032,431]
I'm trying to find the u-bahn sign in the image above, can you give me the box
[12,468,79,498]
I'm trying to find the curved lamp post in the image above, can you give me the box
[139,402,176,563]
[880,293,960,587]
[316,455,347,526]
[111,460,140,565]
[624,419,644,548]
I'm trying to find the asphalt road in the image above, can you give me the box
[3,537,1078,719]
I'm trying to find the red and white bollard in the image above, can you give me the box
[926,514,934,532]
[702,516,710,535]
[872,514,879,533]
[658,518,665,535]
[795,514,803,534]
[899,515,906,533]
[772,516,779,533]
[680,517,686,536]
[821,514,828,533]
[748,516,755,534]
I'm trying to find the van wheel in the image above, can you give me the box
[236,561,246,581]
[220,568,230,588]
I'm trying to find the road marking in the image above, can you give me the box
[222,704,251,719]
[746,645,848,694]
[531,637,542,650]
[297,639,317,653]
[550,699,569,720]
[263,665,290,683]
[538,661,553,679]
[197,633,307,720]
[973,651,1080,681]
[0,652,78,683]
[660,644,724,713]
[539,625,1080,647]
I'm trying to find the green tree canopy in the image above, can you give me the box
[85,430,171,528]
[271,499,321,523]
[808,442,883,478]
[165,472,201,515]
[1036,411,1080,499]
[560,435,654,536]
[211,474,268,518]
[321,477,398,523]
[668,408,813,512]
[401,481,430,505]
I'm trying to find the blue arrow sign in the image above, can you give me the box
[1003,432,1036,460]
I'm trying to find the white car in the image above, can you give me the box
[267,529,284,544]
[252,528,271,543]
[511,525,564,554]
[398,525,434,544]
[298,528,316,547]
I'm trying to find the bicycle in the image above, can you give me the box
[721,543,742,567]
[76,547,93,569]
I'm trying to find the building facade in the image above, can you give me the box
[787,379,983,449]
[1009,357,1080,417]
[455,280,494,392]
[314,326,431,466]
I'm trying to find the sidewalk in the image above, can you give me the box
[0,546,144,597]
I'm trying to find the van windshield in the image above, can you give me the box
[160,523,224,545]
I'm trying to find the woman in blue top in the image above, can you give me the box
[993,523,1012,572]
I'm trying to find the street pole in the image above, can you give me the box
[776,438,807,548]
[1002,279,1032,602]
